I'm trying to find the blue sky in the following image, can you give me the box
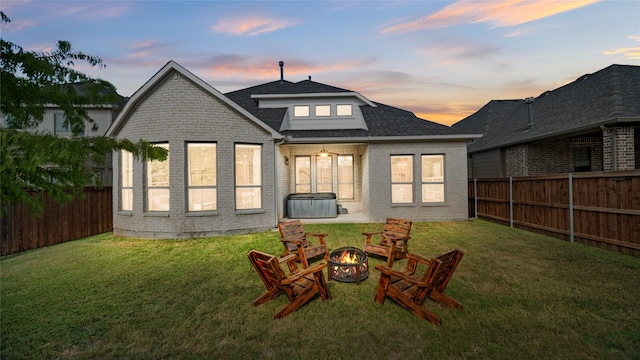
[1,0,638,125]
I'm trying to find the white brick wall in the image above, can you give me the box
[364,141,469,222]
[112,71,276,238]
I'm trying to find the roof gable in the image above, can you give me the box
[106,61,282,139]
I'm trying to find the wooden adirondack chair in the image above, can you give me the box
[278,219,328,268]
[247,250,331,319]
[363,217,412,266]
[373,249,464,325]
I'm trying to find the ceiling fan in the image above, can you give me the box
[315,145,339,157]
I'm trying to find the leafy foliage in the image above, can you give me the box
[0,12,166,215]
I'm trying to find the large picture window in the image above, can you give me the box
[188,143,217,211]
[235,144,262,209]
[316,155,332,193]
[121,150,133,211]
[391,155,413,203]
[421,155,445,203]
[338,155,354,199]
[147,143,170,211]
[295,156,311,193]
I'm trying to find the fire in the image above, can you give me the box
[339,250,358,264]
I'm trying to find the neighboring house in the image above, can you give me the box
[452,64,640,178]
[106,60,480,238]
[1,83,126,185]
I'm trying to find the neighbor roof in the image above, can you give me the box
[452,64,640,153]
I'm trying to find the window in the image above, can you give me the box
[421,155,445,203]
[293,105,309,117]
[54,114,70,135]
[188,143,216,211]
[391,155,413,203]
[574,147,591,172]
[121,151,133,211]
[338,155,354,199]
[295,156,311,193]
[336,104,352,116]
[235,144,262,209]
[316,155,333,193]
[315,105,331,117]
[54,113,84,135]
[147,143,169,211]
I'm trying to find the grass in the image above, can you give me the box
[1,219,639,359]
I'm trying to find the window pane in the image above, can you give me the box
[54,114,69,134]
[236,188,261,209]
[295,156,311,193]
[422,184,445,203]
[316,156,332,193]
[391,156,413,182]
[148,189,170,211]
[338,155,353,200]
[293,105,309,117]
[148,144,169,186]
[189,189,217,211]
[122,151,133,187]
[188,143,216,186]
[122,189,133,211]
[422,155,444,182]
[392,184,413,203]
[336,104,352,116]
[235,144,261,186]
[315,105,330,117]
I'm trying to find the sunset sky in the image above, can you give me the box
[1,0,638,126]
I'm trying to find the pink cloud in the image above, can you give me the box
[381,0,598,34]
[211,15,298,36]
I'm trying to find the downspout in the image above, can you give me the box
[274,136,287,227]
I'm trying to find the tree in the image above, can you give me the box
[0,12,166,216]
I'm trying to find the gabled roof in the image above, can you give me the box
[106,61,282,139]
[452,64,640,153]
[225,79,478,142]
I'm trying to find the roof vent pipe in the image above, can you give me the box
[279,61,284,82]
[525,97,534,129]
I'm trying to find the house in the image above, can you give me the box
[106,60,480,239]
[1,82,126,185]
[452,64,640,178]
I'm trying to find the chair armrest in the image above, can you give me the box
[362,231,382,236]
[406,253,431,265]
[282,262,327,284]
[375,264,429,287]
[278,254,298,264]
[307,232,328,244]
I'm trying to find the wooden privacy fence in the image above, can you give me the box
[468,172,640,256]
[1,187,113,256]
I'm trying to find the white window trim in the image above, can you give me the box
[187,142,217,212]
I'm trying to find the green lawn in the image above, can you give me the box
[1,219,639,359]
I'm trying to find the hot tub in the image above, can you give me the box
[287,193,337,218]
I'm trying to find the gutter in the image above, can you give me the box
[273,136,287,227]
[282,134,483,144]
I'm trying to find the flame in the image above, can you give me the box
[339,250,358,264]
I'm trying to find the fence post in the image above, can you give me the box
[474,178,478,219]
[509,176,514,228]
[569,173,574,243]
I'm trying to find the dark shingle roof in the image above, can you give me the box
[225,79,465,139]
[452,64,640,153]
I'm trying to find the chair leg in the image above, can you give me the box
[313,272,331,300]
[374,275,390,304]
[252,288,282,306]
[273,289,317,319]
[429,290,463,309]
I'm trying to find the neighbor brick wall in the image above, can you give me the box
[505,136,603,176]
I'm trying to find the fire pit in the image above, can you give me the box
[328,247,368,285]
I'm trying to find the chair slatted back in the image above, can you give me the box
[380,217,412,247]
[430,249,464,292]
[278,219,309,251]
